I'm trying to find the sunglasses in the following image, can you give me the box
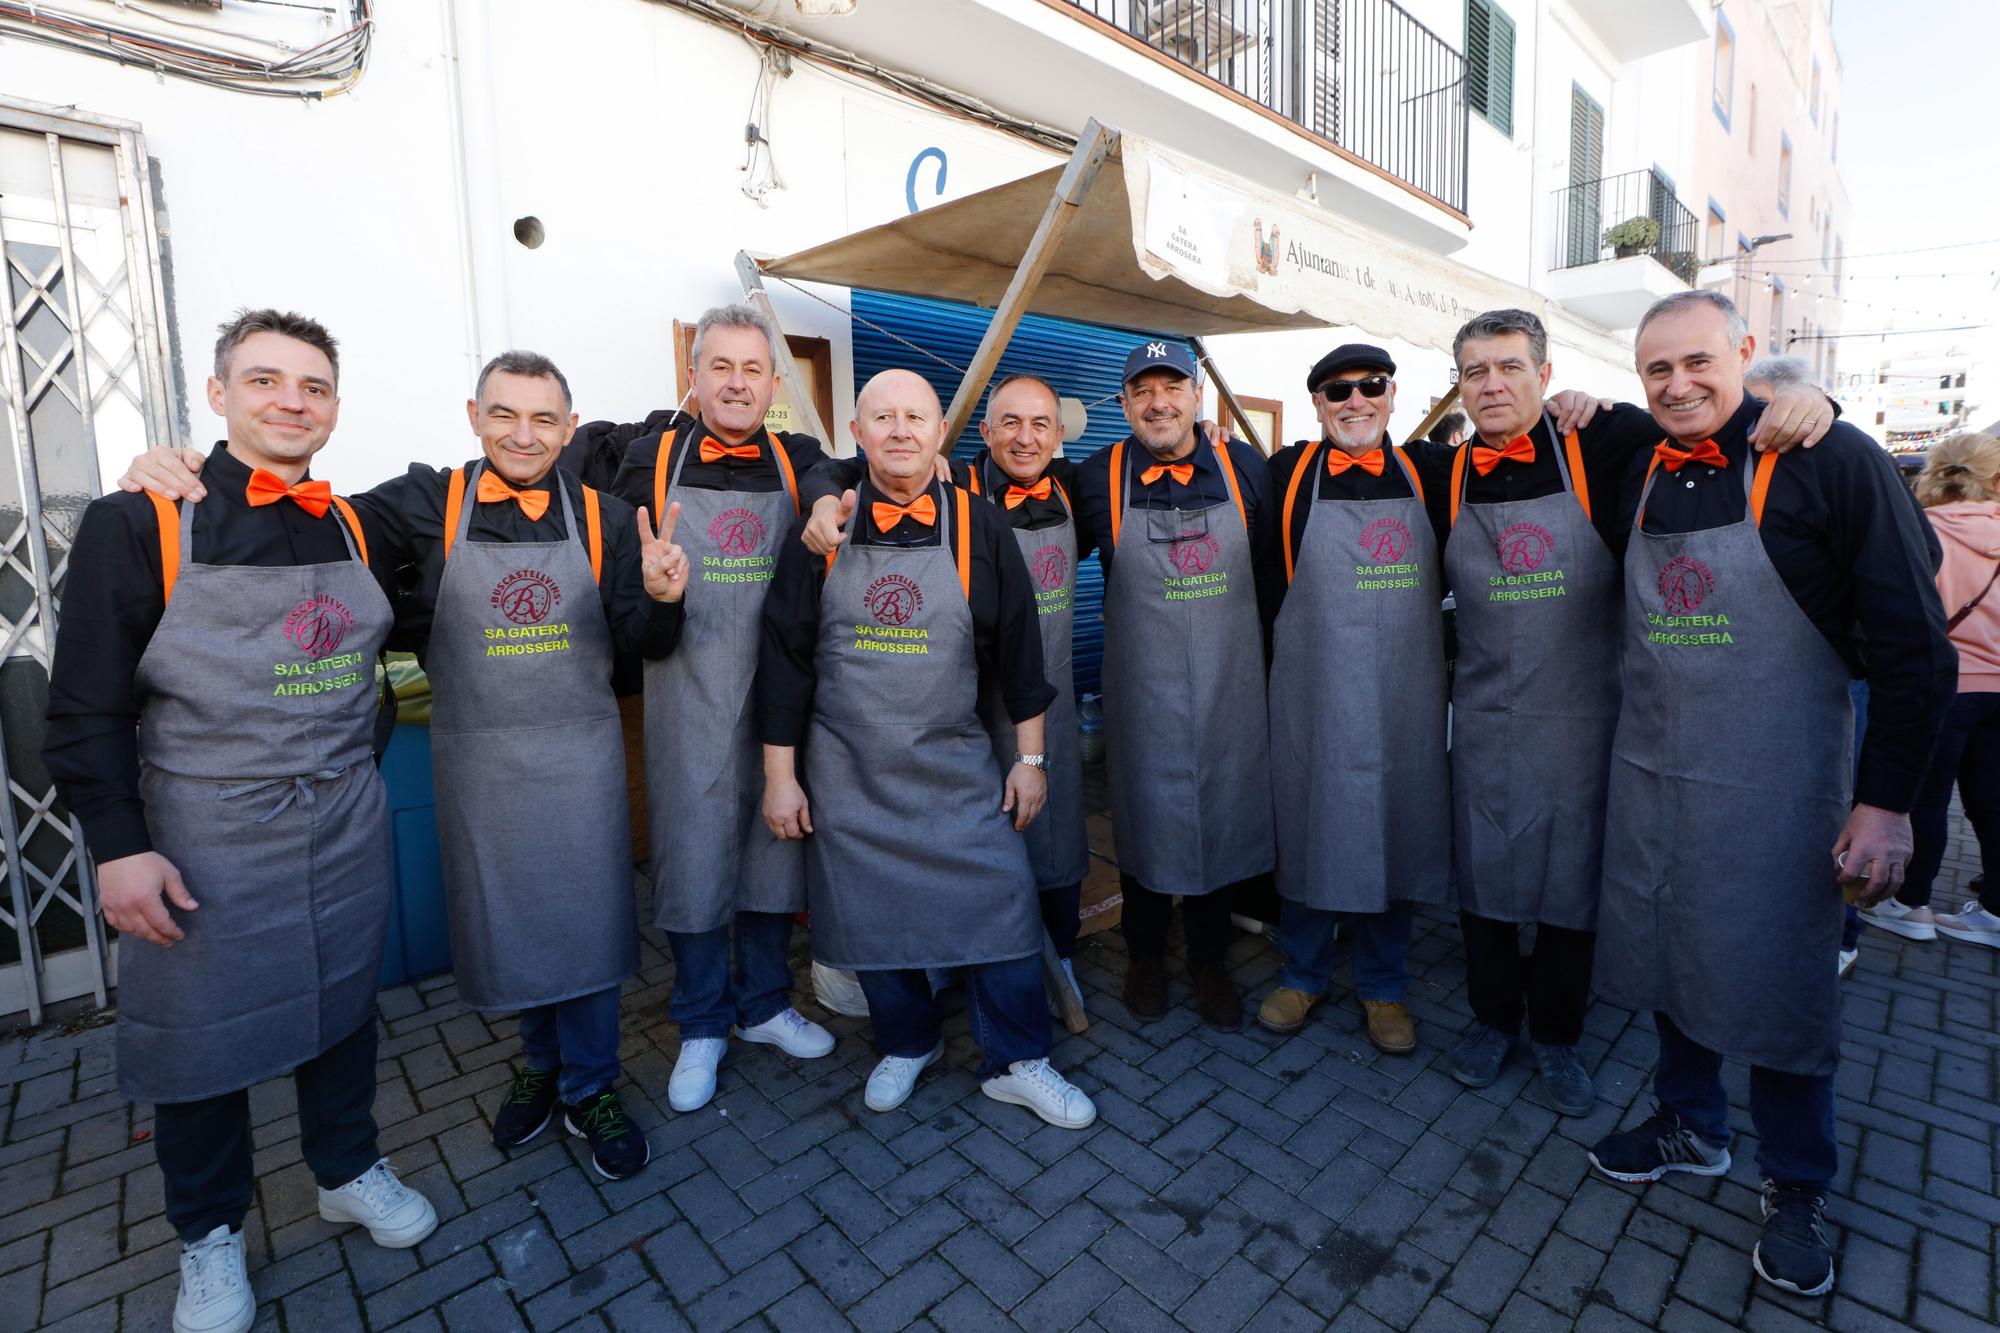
[1315,375,1391,403]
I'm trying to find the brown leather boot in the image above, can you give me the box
[1191,963,1242,1033]
[1363,999,1417,1054]
[1122,957,1167,1020]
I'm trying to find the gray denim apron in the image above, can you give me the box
[645,432,806,933]
[120,494,393,1104]
[1101,439,1275,897]
[1595,451,1851,1075]
[1443,420,1621,928]
[802,482,1040,971]
[1270,445,1450,912]
[427,463,638,1011]
[973,460,1090,892]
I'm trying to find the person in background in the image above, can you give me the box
[1862,431,2000,949]
[1426,410,1469,448]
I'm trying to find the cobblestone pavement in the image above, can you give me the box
[4,819,1997,1333]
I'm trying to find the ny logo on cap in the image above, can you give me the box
[1146,342,1167,357]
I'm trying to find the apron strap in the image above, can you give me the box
[969,460,983,497]
[1563,427,1592,523]
[582,483,604,585]
[329,497,369,568]
[1448,440,1468,530]
[1280,444,1319,586]
[1392,444,1426,509]
[443,465,468,561]
[653,428,680,528]
[770,435,801,515]
[1750,449,1777,528]
[953,485,972,602]
[1109,441,1125,551]
[1211,436,1249,534]
[1051,476,1072,516]
[148,492,181,605]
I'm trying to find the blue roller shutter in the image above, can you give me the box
[851,290,1175,698]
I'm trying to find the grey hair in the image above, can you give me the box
[988,373,1060,414]
[214,307,340,384]
[691,302,779,365]
[1744,354,1812,390]
[476,349,572,409]
[1637,290,1750,345]
[1452,308,1549,369]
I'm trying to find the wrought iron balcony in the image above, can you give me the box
[1551,169,1700,282]
[1061,0,1470,214]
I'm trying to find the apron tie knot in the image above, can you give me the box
[219,769,345,823]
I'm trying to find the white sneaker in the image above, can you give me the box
[1859,898,1937,941]
[811,961,871,1018]
[864,1043,942,1112]
[669,1037,727,1112]
[982,1058,1097,1130]
[1838,948,1860,979]
[736,1008,835,1059]
[317,1159,437,1248]
[173,1225,253,1333]
[1936,901,2000,948]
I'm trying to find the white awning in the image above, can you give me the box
[761,132,1544,354]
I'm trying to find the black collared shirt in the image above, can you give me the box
[1447,404,1663,558]
[804,452,1082,534]
[1634,394,1955,811]
[1072,429,1285,635]
[757,479,1056,747]
[607,413,829,506]
[45,443,405,862]
[1267,437,1453,587]
[349,459,682,668]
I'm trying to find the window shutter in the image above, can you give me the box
[1488,5,1515,136]
[1466,0,1514,136]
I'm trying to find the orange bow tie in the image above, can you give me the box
[700,439,762,464]
[1471,435,1536,476]
[476,472,551,521]
[1326,447,1386,478]
[872,494,937,530]
[1004,477,1052,509]
[1656,438,1730,472]
[1140,462,1195,487]
[245,468,333,518]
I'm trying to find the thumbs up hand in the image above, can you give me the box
[638,502,688,602]
[801,489,857,557]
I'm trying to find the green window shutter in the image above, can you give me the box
[1466,0,1514,136]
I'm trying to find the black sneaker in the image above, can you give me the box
[1587,1104,1731,1183]
[491,1067,558,1149]
[564,1089,651,1181]
[1531,1041,1596,1116]
[1753,1182,1835,1296]
[1449,1023,1512,1088]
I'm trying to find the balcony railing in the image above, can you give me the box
[1550,169,1700,284]
[1062,0,1470,214]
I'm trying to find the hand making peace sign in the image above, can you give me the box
[638,501,688,602]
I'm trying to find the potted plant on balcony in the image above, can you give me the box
[1604,216,1663,259]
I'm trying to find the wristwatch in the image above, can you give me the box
[1012,752,1048,771]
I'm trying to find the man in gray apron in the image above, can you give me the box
[757,370,1095,1129]
[1588,290,1953,1298]
[1073,342,1282,1032]
[1259,344,1451,1056]
[799,374,1092,1009]
[47,310,437,1333]
[607,305,836,1115]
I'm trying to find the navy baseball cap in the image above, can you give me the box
[1307,343,1397,393]
[1121,340,1198,386]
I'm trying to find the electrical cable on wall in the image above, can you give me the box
[740,43,791,207]
[0,0,373,98]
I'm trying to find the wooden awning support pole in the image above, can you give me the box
[735,250,834,447]
[940,119,1119,447]
[1188,336,1268,455]
[1407,383,1463,446]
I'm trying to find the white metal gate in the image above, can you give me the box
[0,97,176,1024]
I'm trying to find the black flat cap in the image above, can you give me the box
[1307,343,1397,393]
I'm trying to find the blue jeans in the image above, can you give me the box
[1652,1011,1836,1191]
[857,955,1050,1078]
[1277,901,1411,1002]
[518,985,623,1104]
[665,911,797,1041]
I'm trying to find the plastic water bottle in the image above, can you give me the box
[1078,692,1105,763]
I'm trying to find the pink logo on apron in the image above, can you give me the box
[1659,554,1717,614]
[1496,521,1555,574]
[864,573,923,626]
[1359,517,1413,565]
[1169,531,1220,575]
[708,507,767,557]
[1032,544,1069,591]
[282,594,355,660]
[492,569,561,624]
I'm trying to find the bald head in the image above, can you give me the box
[853,368,945,495]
